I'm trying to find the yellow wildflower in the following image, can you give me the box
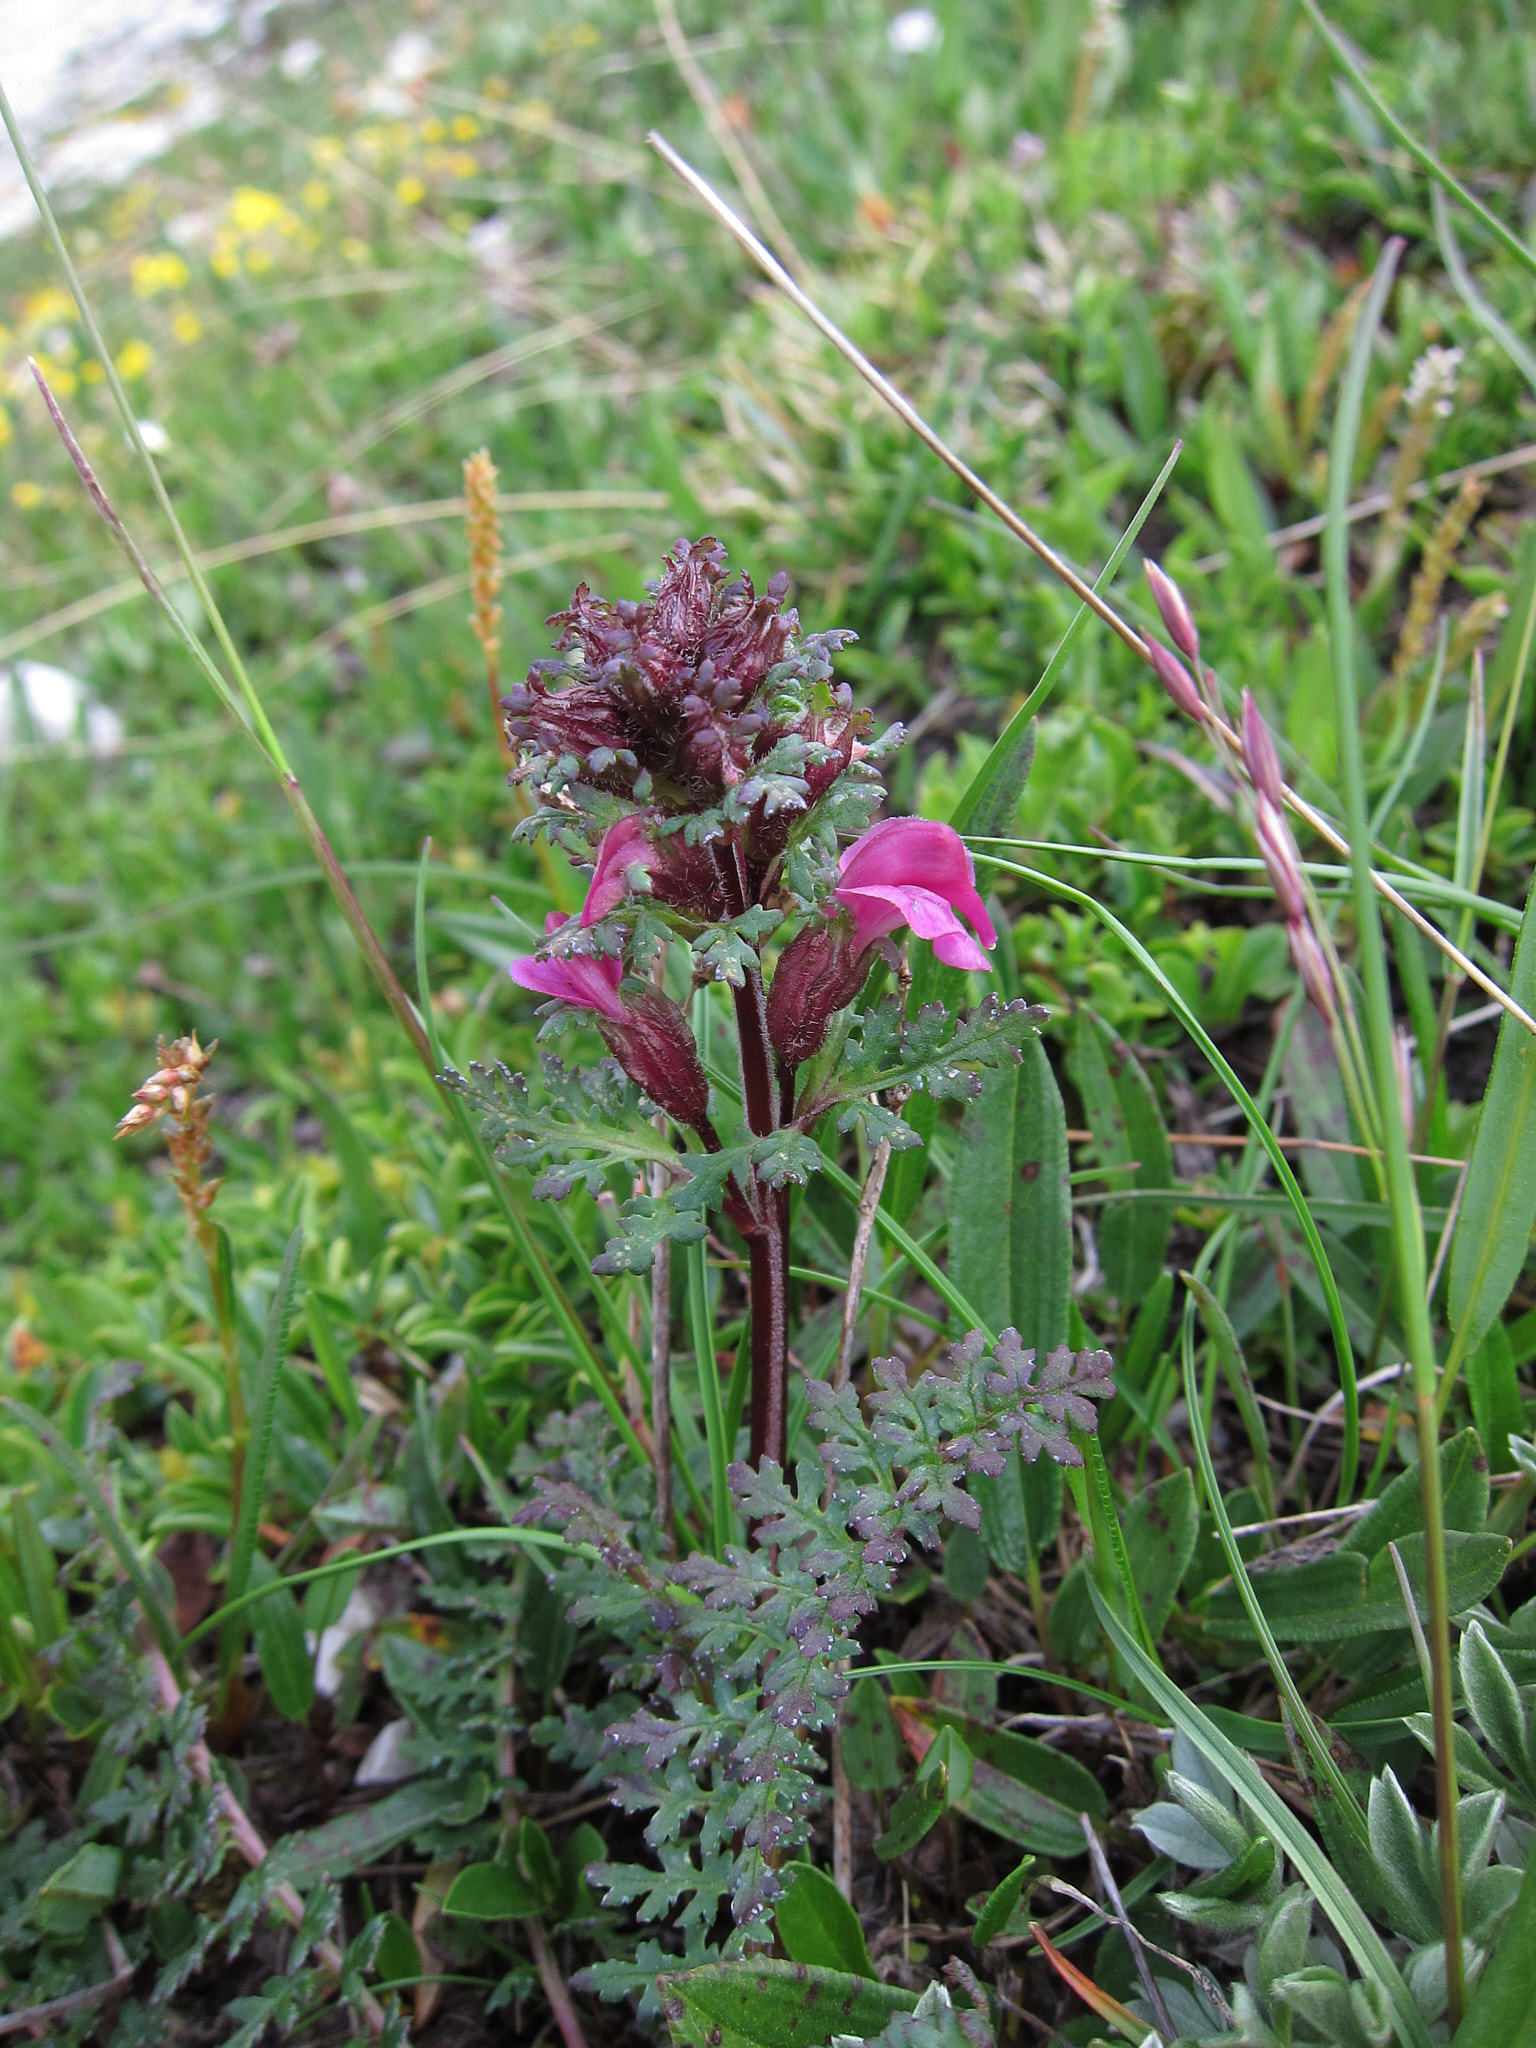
[11,481,42,509]
[310,135,345,168]
[0,407,10,445]
[246,245,274,273]
[340,236,371,263]
[131,251,189,297]
[211,239,240,278]
[300,179,330,210]
[419,115,446,142]
[172,310,202,345]
[22,287,77,326]
[115,339,153,381]
[451,114,480,141]
[81,359,104,383]
[230,187,293,235]
[395,174,426,206]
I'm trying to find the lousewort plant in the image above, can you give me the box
[453,538,1060,1473]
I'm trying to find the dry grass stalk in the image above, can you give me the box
[1297,274,1372,447]
[463,448,510,764]
[1371,345,1461,588]
[1446,589,1510,678]
[1391,471,1486,688]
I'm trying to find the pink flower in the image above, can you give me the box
[832,817,996,973]
[509,912,627,1022]
[768,817,996,1067]
[508,832,712,1130]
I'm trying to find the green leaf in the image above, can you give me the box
[1450,870,1536,1357]
[1451,1847,1536,2048]
[443,1860,544,1921]
[280,1773,491,1885]
[892,1700,1104,1854]
[1119,1468,1199,1642]
[949,1035,1071,1356]
[972,1855,1036,1948]
[1069,1012,1172,1302]
[1468,1324,1525,1476]
[1340,1427,1490,1557]
[874,1777,947,1862]
[247,1553,315,1722]
[975,1449,1062,1574]
[775,1863,875,1978]
[656,1960,916,2048]
[556,1822,607,1922]
[36,1843,122,1936]
[1459,1623,1533,1792]
[841,1677,902,1795]
[1204,1530,1511,1641]
[373,1912,422,1985]
[916,1724,973,1801]
[519,1817,560,1908]
[943,1525,990,1604]
[1088,1580,1433,2048]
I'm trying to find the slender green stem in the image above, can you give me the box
[1323,238,1463,2022]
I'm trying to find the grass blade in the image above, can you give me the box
[1183,1273,1276,1523]
[224,1228,305,1616]
[688,1242,733,1556]
[1176,1293,1364,1836]
[1087,1580,1434,2048]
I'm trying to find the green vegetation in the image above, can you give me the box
[2,1,1536,2043]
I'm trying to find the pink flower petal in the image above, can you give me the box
[584,814,655,926]
[834,816,995,957]
[933,928,993,972]
[509,949,626,1022]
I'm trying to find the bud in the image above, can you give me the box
[1145,560,1200,663]
[1145,636,1204,721]
[766,915,869,1069]
[1253,796,1306,925]
[597,982,713,1132]
[1242,689,1286,810]
[1288,918,1336,1027]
